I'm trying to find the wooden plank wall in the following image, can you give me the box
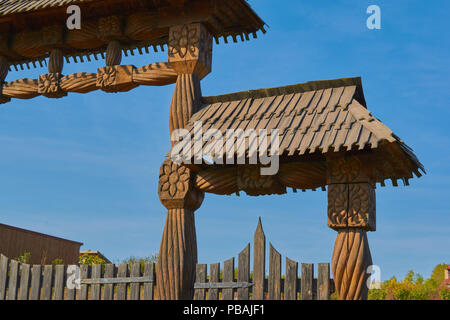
[193,219,335,300]
[0,254,155,300]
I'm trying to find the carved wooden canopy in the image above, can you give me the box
[0,0,265,70]
[169,77,425,196]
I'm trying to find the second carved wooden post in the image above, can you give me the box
[327,154,376,300]
[156,23,212,300]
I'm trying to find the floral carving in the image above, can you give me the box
[159,161,190,198]
[97,16,122,39]
[328,184,348,228]
[38,73,66,98]
[169,24,199,59]
[327,183,376,231]
[328,156,363,183]
[96,66,117,87]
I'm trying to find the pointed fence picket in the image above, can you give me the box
[193,218,335,300]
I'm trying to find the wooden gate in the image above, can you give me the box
[193,219,335,300]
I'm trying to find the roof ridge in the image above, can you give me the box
[202,77,365,104]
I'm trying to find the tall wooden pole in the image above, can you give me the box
[156,23,212,300]
[327,154,376,300]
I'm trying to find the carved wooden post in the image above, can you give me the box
[156,23,212,300]
[327,154,376,300]
[38,48,66,98]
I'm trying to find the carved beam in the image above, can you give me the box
[157,159,204,300]
[38,48,66,98]
[327,154,375,300]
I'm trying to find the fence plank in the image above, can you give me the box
[268,244,281,300]
[19,263,31,300]
[116,264,128,300]
[301,263,314,300]
[0,255,9,300]
[208,263,220,300]
[318,263,330,300]
[130,263,141,300]
[42,265,53,300]
[285,257,298,300]
[7,260,19,300]
[253,218,266,300]
[238,244,250,300]
[66,265,77,300]
[193,264,207,300]
[103,264,115,300]
[143,263,154,300]
[91,264,102,300]
[79,264,90,300]
[222,258,234,300]
[54,265,65,300]
[30,265,42,300]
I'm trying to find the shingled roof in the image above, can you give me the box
[0,0,266,70]
[170,77,425,188]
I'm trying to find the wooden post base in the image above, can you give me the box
[157,208,197,300]
[331,229,373,300]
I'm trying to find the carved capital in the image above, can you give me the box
[168,23,212,78]
[237,165,286,196]
[158,160,204,210]
[96,65,136,92]
[38,73,67,98]
[328,183,376,231]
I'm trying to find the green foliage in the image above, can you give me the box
[15,251,31,264]
[51,259,64,265]
[117,254,158,273]
[79,250,107,266]
[368,264,449,300]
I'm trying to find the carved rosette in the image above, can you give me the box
[237,165,286,196]
[168,23,212,78]
[38,73,67,98]
[96,65,136,92]
[97,16,123,41]
[158,159,204,210]
[327,184,348,228]
[327,156,364,184]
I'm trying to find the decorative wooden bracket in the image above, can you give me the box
[326,154,375,300]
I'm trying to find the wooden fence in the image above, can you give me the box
[0,219,334,300]
[0,254,156,300]
[193,219,335,300]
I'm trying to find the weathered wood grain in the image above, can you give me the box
[41,265,53,300]
[0,254,9,300]
[103,264,115,300]
[208,263,220,300]
[268,244,281,300]
[285,257,298,300]
[79,264,90,300]
[301,263,314,300]
[116,264,128,300]
[130,263,141,300]
[253,218,265,300]
[91,264,102,300]
[19,263,31,300]
[222,258,235,300]
[54,265,65,300]
[238,244,250,300]
[143,263,155,300]
[29,265,42,300]
[193,264,207,300]
[7,259,19,300]
[318,263,330,300]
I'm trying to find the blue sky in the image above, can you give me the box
[1,0,449,281]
